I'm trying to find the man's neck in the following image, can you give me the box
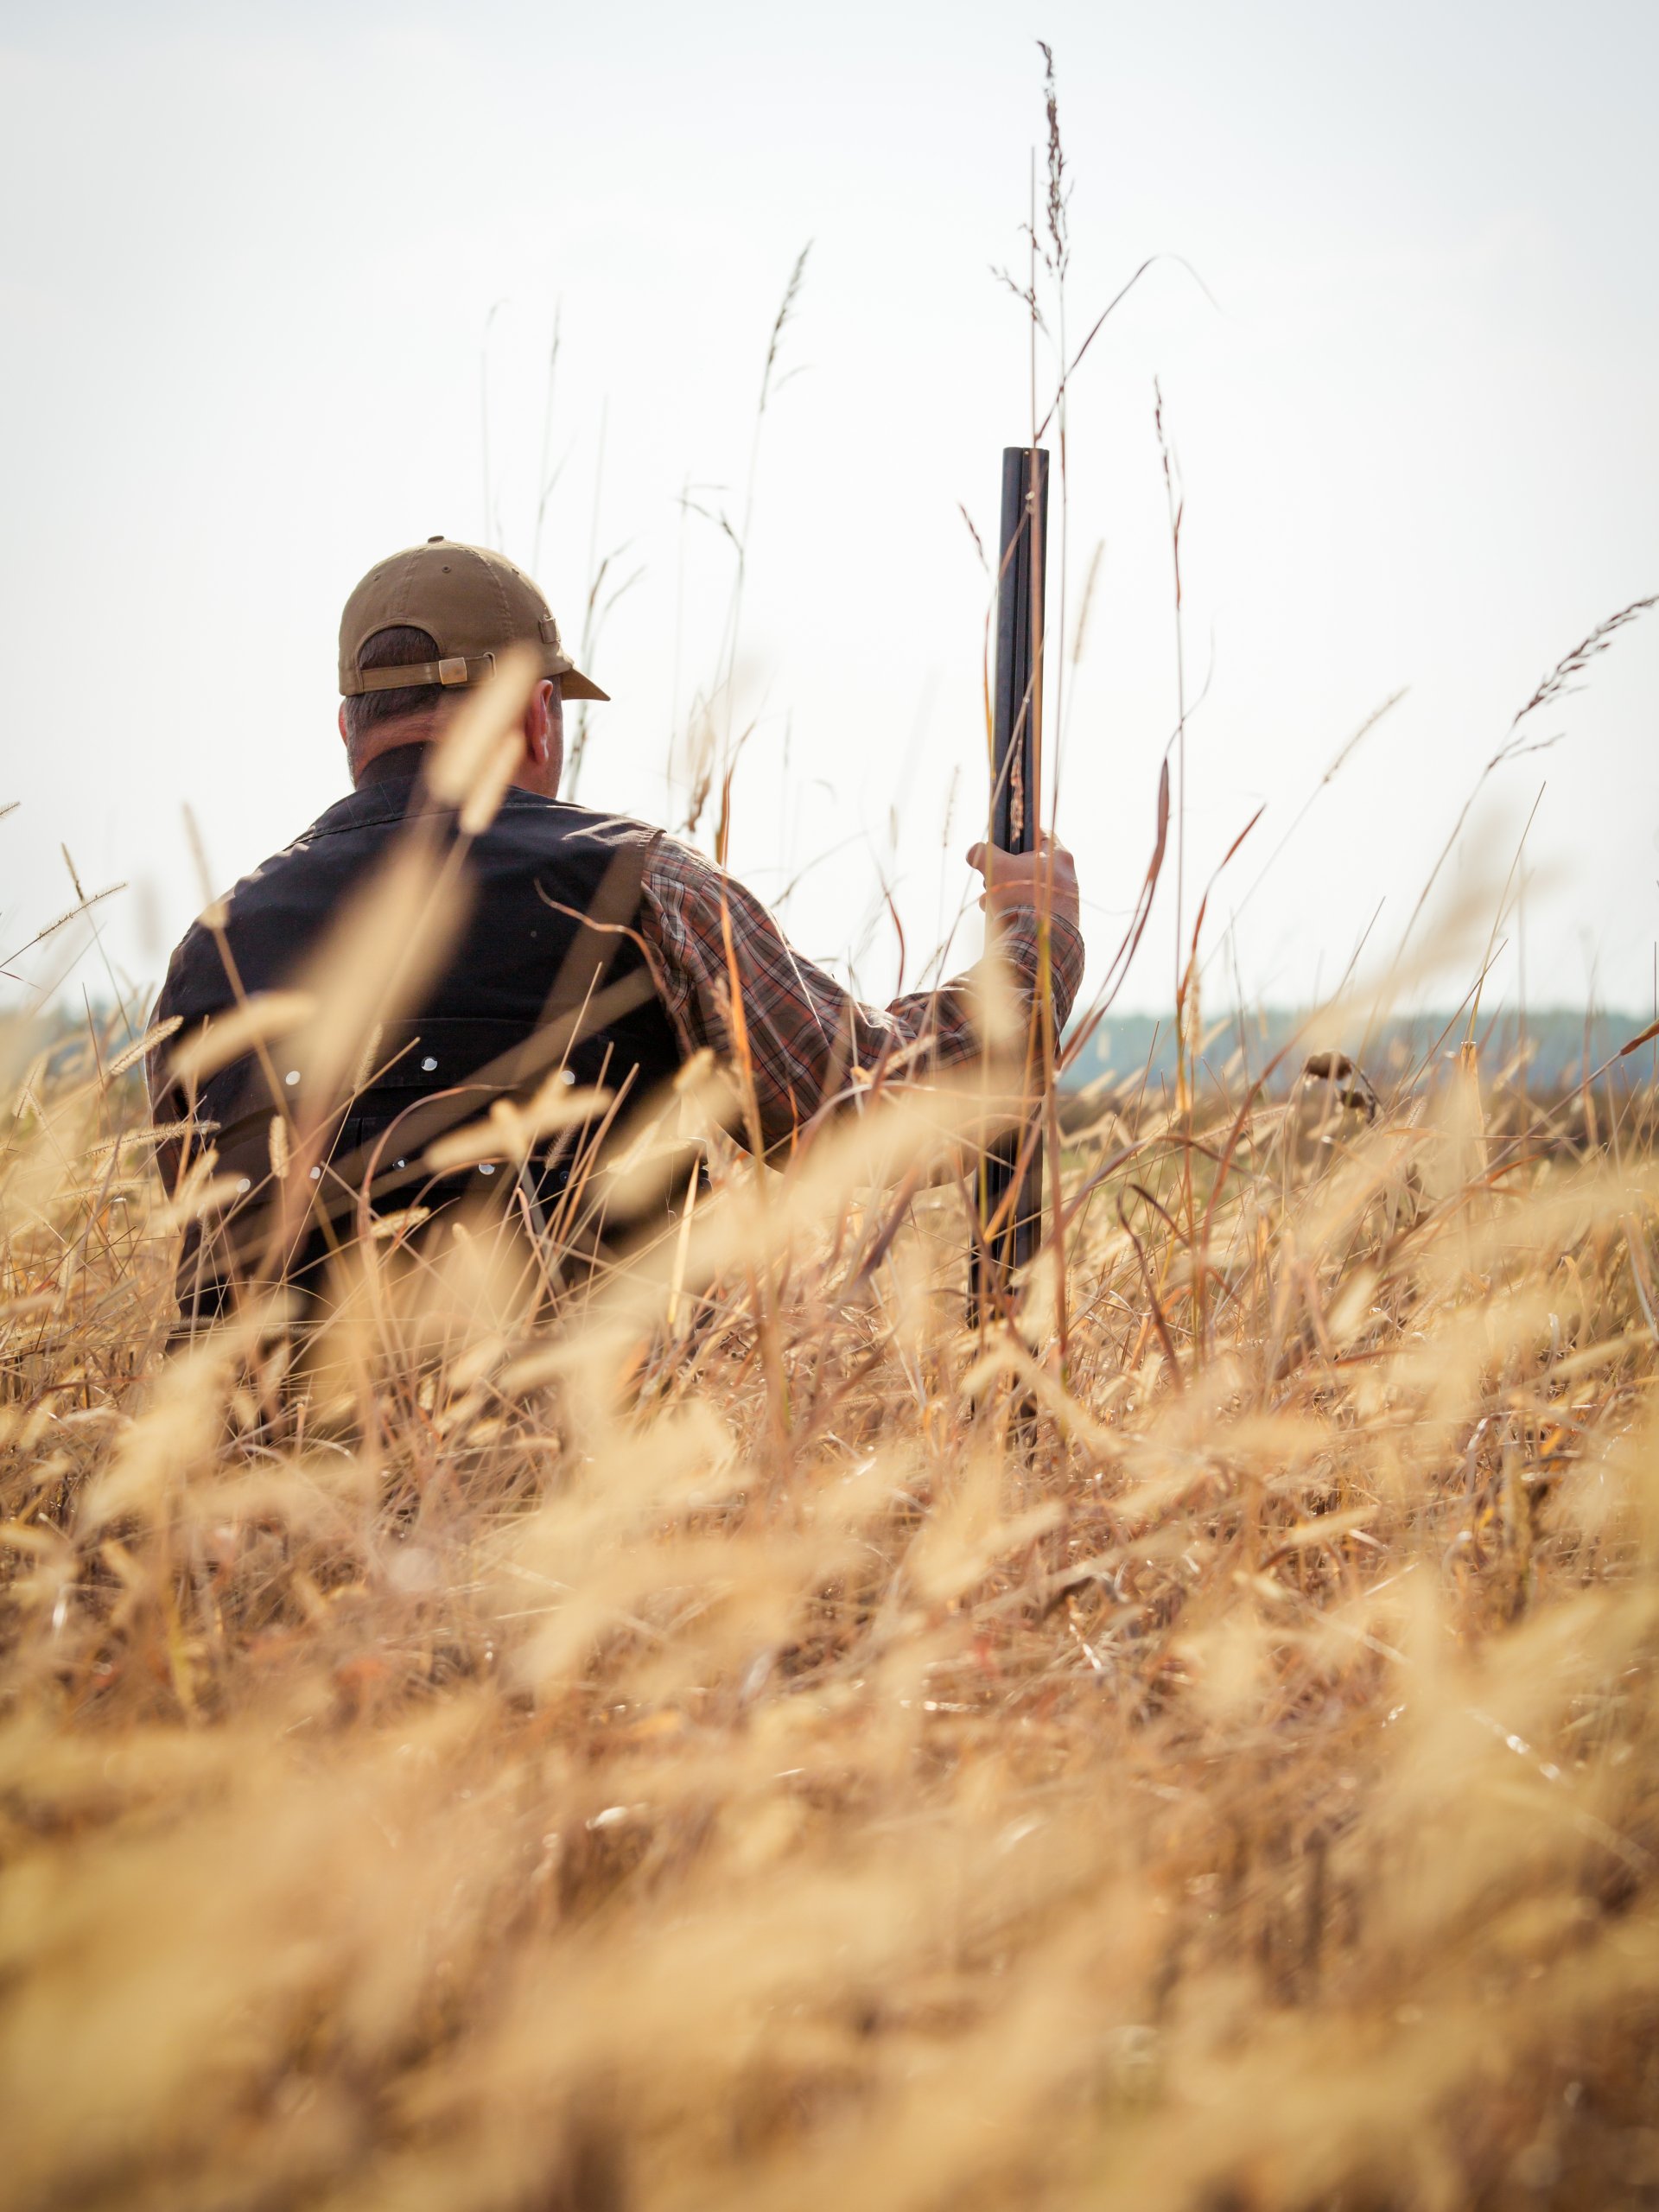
[349,728,559,801]
[354,741,431,789]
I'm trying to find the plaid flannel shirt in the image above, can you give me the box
[637,831,1085,1156]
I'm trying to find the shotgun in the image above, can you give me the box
[972,444,1050,1320]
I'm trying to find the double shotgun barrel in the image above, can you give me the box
[972,443,1050,1319]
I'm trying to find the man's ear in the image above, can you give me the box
[524,679,556,765]
[337,703,348,747]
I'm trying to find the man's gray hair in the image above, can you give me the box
[341,626,448,761]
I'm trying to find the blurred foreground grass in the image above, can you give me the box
[3,1007,1658,2212]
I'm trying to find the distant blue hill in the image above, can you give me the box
[1063,1007,1654,1101]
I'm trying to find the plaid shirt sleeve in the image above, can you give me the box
[637,833,1085,1156]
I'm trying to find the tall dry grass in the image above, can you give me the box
[3,936,1658,2209]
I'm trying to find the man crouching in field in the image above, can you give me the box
[148,537,1084,1332]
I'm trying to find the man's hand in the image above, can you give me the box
[967,833,1080,930]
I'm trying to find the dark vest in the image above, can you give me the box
[154,753,687,1313]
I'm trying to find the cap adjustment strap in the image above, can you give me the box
[341,651,496,698]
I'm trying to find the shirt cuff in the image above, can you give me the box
[999,910,1086,1031]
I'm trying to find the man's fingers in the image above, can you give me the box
[967,836,1074,870]
[965,836,1082,931]
[967,840,1080,925]
[969,845,1047,878]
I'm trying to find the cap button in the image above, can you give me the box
[427,534,445,544]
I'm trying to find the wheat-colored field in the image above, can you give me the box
[3,881,1657,2212]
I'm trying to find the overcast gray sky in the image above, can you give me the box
[3,0,1656,1022]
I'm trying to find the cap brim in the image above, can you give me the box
[560,668,609,702]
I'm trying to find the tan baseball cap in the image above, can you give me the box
[338,537,608,702]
